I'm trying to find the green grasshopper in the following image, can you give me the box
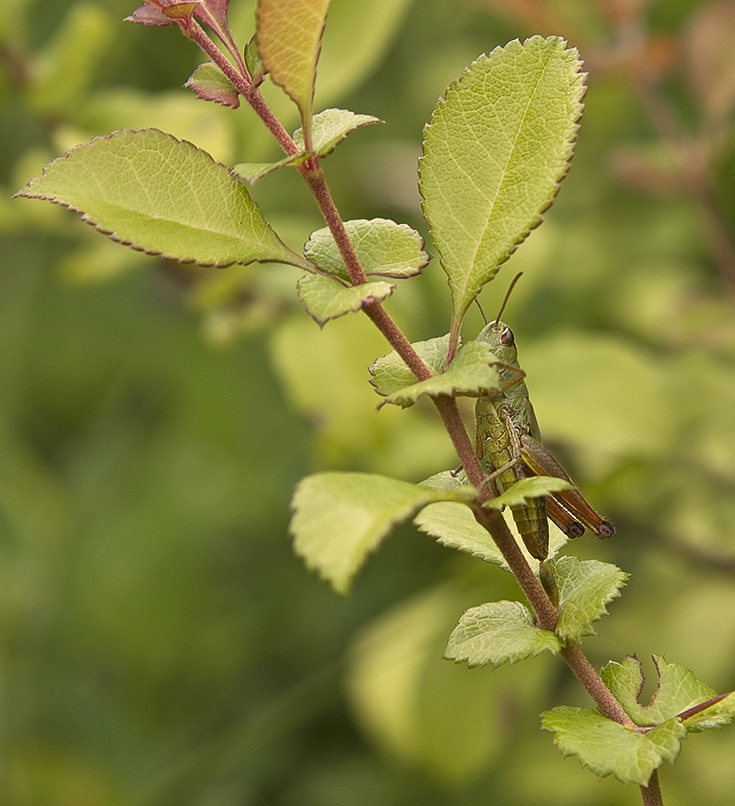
[474,288,614,561]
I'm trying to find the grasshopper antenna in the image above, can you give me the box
[492,272,523,327]
[474,298,488,325]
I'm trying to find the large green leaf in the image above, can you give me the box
[290,472,473,594]
[419,36,585,330]
[542,707,686,785]
[445,600,562,668]
[256,0,331,129]
[15,129,309,269]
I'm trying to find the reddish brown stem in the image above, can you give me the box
[561,643,630,724]
[641,770,664,806]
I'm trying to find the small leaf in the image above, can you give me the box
[290,472,472,594]
[378,342,500,409]
[445,600,562,668]
[126,5,174,25]
[550,556,629,642]
[369,335,452,397]
[232,154,307,184]
[186,62,240,108]
[297,274,395,326]
[305,218,429,283]
[294,109,384,157]
[602,655,722,728]
[486,476,572,509]
[256,0,331,127]
[414,501,568,569]
[419,470,473,494]
[15,129,310,269]
[541,707,685,785]
[419,36,585,330]
[244,34,265,84]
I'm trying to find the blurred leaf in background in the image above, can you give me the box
[3,1,735,805]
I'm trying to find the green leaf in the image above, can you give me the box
[290,472,473,594]
[376,342,500,409]
[445,600,562,668]
[369,335,451,397]
[294,109,384,157]
[244,34,265,85]
[414,501,569,569]
[541,707,686,785]
[486,476,572,509]
[550,556,629,642]
[297,273,395,326]
[419,36,585,330]
[305,218,429,282]
[256,0,331,128]
[15,129,310,269]
[602,655,723,728]
[185,62,240,108]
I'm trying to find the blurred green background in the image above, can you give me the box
[3,1,735,804]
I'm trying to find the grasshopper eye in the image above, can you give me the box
[500,325,515,347]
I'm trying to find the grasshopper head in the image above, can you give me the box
[476,320,518,364]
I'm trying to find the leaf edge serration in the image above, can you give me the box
[418,35,587,321]
[14,127,304,270]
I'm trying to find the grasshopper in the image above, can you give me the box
[474,286,614,561]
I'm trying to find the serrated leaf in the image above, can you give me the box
[186,62,240,108]
[486,476,572,509]
[541,707,685,785]
[378,342,500,409]
[445,600,562,668]
[419,36,585,330]
[15,129,310,269]
[550,556,629,642]
[256,0,331,127]
[602,655,722,728]
[305,217,429,282]
[297,273,395,326]
[414,501,568,569]
[232,154,307,184]
[294,109,384,157]
[369,334,452,397]
[290,472,473,594]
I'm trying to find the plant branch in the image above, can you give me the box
[180,16,642,769]
[560,642,630,723]
[641,770,664,806]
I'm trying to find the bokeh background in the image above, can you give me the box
[2,1,735,804]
